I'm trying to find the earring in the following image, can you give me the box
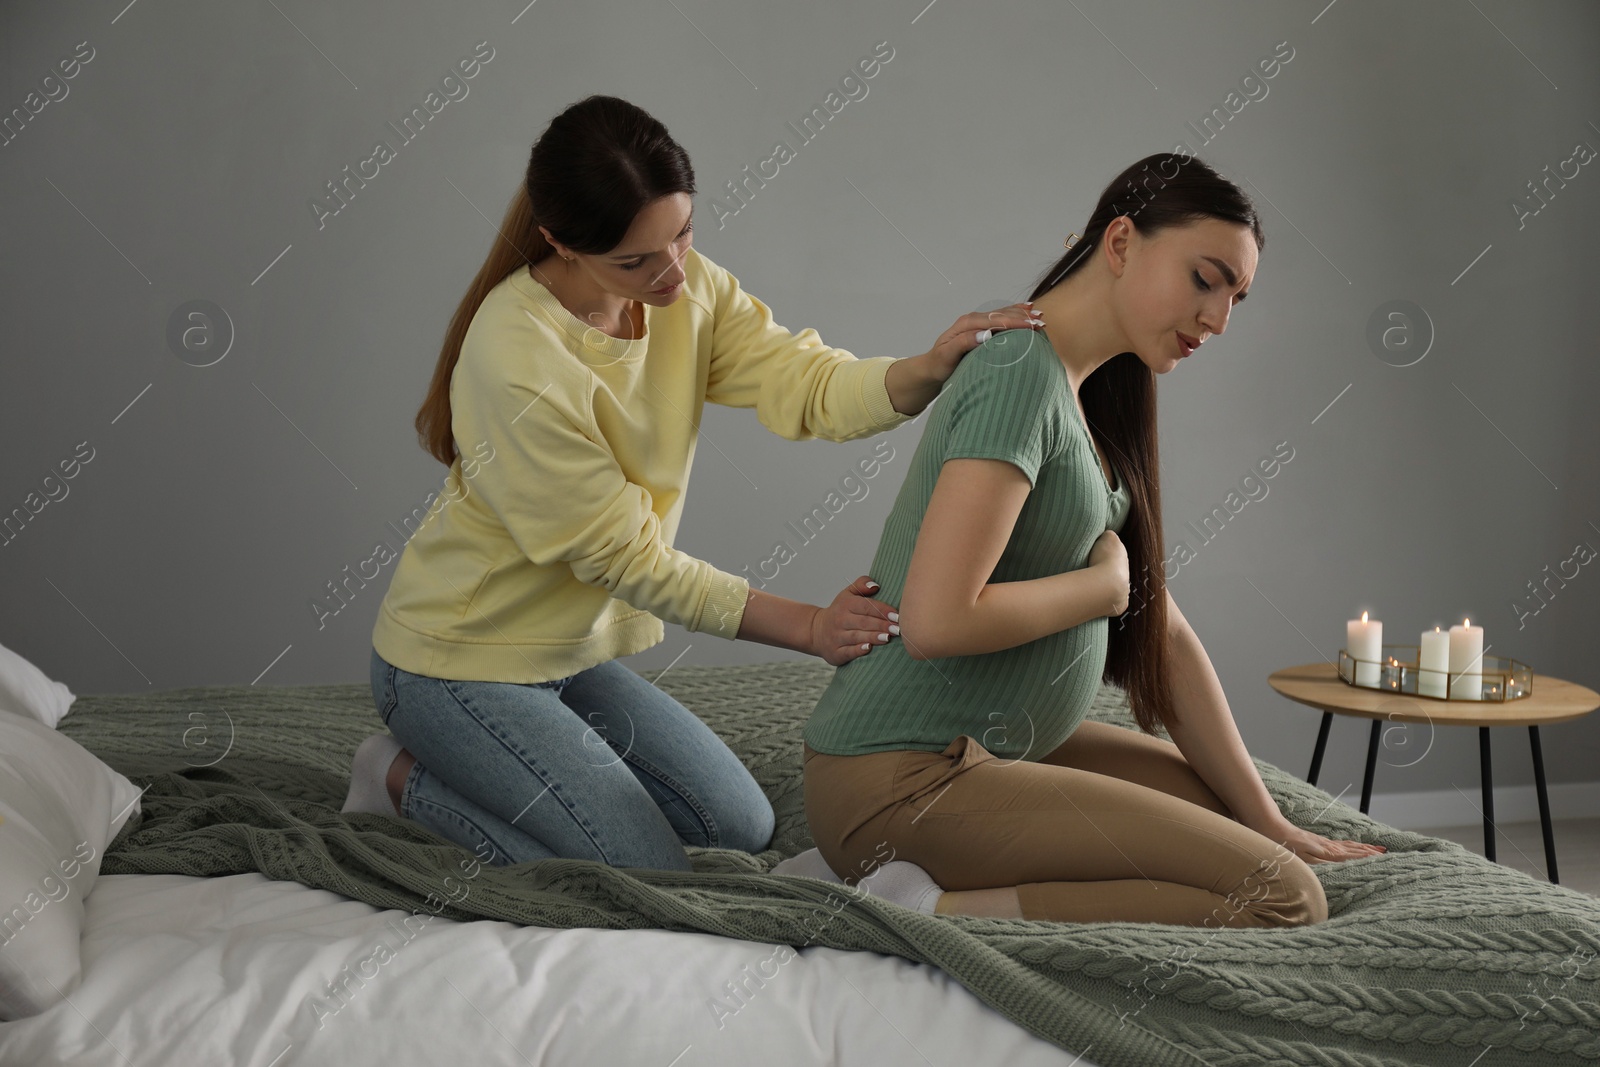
[1064,232,1082,249]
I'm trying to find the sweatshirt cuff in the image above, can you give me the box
[694,569,751,640]
[859,357,916,432]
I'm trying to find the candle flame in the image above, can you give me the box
[1464,617,1471,626]
[1361,611,1368,623]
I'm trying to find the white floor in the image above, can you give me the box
[1408,816,1600,896]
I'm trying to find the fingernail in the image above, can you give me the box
[975,329,991,343]
[877,633,889,642]
[889,624,900,635]
[888,611,899,622]
[866,581,879,589]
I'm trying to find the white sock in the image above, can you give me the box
[854,860,945,914]
[770,847,846,882]
[342,733,404,816]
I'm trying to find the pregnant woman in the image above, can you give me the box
[791,152,1385,926]
[338,94,1041,872]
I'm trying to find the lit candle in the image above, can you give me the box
[1383,656,1401,690]
[1448,617,1484,701]
[1419,626,1449,698]
[1347,611,1381,686]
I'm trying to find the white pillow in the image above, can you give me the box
[0,711,143,1020]
[0,641,75,729]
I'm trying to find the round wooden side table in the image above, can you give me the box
[1267,662,1600,884]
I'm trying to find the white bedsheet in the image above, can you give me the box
[0,873,1103,1067]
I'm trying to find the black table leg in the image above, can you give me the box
[1480,726,1495,863]
[1307,711,1333,787]
[1360,718,1380,814]
[1529,725,1559,884]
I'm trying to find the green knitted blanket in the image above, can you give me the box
[60,661,1600,1067]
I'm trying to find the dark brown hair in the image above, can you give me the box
[1026,152,1265,736]
[415,95,697,466]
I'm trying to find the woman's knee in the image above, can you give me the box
[711,787,775,853]
[1286,856,1331,924]
[1208,849,1329,929]
[746,793,777,852]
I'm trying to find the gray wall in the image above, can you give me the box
[3,1,1597,815]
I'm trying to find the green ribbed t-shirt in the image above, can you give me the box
[802,327,1131,758]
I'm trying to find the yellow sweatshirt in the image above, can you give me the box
[371,246,916,683]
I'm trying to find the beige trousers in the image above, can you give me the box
[802,721,1328,927]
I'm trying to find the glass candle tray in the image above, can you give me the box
[1337,645,1532,702]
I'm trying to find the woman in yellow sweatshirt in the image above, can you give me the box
[339,95,1042,871]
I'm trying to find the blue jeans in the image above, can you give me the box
[368,647,775,870]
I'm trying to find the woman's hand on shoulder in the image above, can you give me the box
[809,575,900,667]
[920,302,1045,384]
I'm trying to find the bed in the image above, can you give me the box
[4,658,1598,1066]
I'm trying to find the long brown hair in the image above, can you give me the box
[1026,152,1265,736]
[414,95,697,466]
